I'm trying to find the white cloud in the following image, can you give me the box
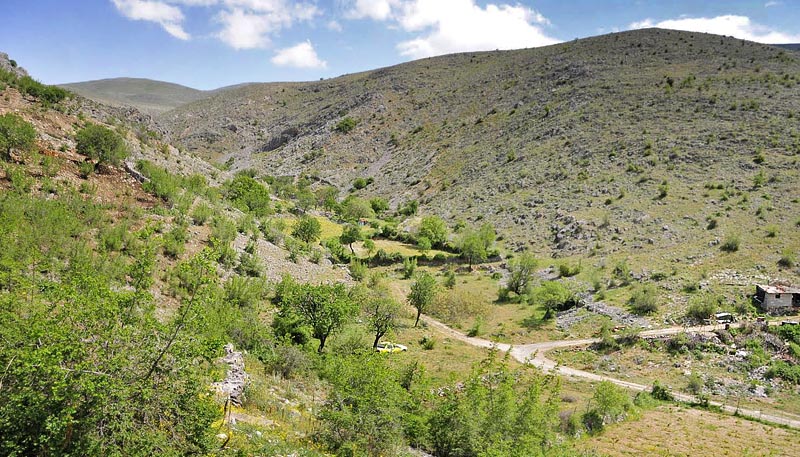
[271,40,327,68]
[215,0,319,49]
[112,0,190,40]
[216,8,273,48]
[394,0,559,59]
[346,0,399,20]
[764,1,782,7]
[327,20,343,32]
[630,15,800,43]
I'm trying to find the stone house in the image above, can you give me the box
[754,284,800,313]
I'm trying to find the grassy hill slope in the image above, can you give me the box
[160,29,800,277]
[61,77,207,114]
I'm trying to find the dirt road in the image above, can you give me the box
[423,317,800,429]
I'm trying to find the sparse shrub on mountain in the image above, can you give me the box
[629,283,659,315]
[0,113,36,159]
[333,116,358,133]
[76,123,128,166]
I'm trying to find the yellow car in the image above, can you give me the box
[375,342,408,353]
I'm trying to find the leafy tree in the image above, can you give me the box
[507,252,538,295]
[458,223,495,268]
[224,173,272,217]
[75,124,129,165]
[339,223,362,255]
[428,350,564,456]
[362,286,402,348]
[419,215,448,248]
[417,236,432,254]
[275,277,357,352]
[338,196,375,221]
[583,381,633,433]
[315,185,339,210]
[317,353,413,456]
[292,215,322,244]
[0,113,36,159]
[533,281,579,312]
[363,238,376,256]
[369,197,389,215]
[0,248,219,455]
[458,230,486,268]
[409,271,438,327]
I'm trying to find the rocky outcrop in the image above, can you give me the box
[212,343,247,406]
[0,52,29,78]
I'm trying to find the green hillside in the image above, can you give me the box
[61,77,207,113]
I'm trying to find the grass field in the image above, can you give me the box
[578,405,800,456]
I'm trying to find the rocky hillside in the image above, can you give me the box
[159,28,800,266]
[61,77,209,114]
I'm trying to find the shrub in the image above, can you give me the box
[720,234,740,252]
[419,335,436,350]
[650,381,674,401]
[402,257,417,279]
[236,252,263,277]
[333,116,358,133]
[265,344,311,379]
[190,202,213,225]
[349,259,367,281]
[778,250,795,269]
[629,284,659,315]
[76,124,128,166]
[224,276,264,308]
[223,174,271,217]
[292,215,321,244]
[686,293,720,321]
[352,177,368,189]
[533,281,579,311]
[558,262,581,278]
[0,113,37,159]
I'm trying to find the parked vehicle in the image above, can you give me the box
[376,342,408,353]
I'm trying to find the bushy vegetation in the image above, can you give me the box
[224,173,272,217]
[0,67,70,105]
[76,124,129,166]
[0,113,37,159]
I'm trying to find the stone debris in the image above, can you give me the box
[212,343,248,406]
[557,297,651,330]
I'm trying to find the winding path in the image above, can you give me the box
[422,317,800,429]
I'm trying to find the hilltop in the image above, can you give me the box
[61,77,209,114]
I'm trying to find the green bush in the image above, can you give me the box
[402,257,417,279]
[190,202,213,225]
[224,174,271,217]
[533,281,579,311]
[720,234,740,252]
[0,113,37,159]
[292,215,322,244]
[629,284,659,315]
[349,258,367,281]
[236,252,263,277]
[333,116,358,133]
[76,124,128,165]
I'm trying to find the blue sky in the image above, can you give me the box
[2,0,799,90]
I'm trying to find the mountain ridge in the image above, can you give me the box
[156,28,800,263]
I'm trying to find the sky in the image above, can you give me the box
[1,0,799,90]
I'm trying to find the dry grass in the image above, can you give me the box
[578,405,800,456]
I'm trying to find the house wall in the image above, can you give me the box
[763,293,794,310]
